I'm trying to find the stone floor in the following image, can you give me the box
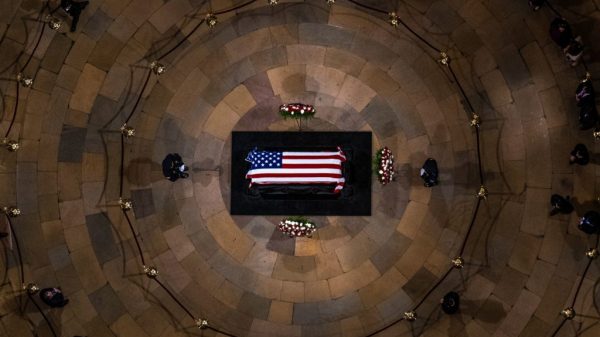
[0,0,600,336]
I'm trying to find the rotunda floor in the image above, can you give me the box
[0,1,599,337]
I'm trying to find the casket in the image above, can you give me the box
[245,147,351,199]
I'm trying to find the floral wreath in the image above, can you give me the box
[278,216,317,237]
[374,146,395,185]
[279,103,316,119]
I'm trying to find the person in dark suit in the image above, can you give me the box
[579,211,600,234]
[550,194,574,216]
[441,291,460,315]
[40,287,69,308]
[162,153,189,182]
[420,158,438,187]
[61,0,89,32]
[569,144,589,165]
[579,104,598,130]
[565,40,584,67]
[576,79,597,130]
[576,79,595,106]
[549,17,573,51]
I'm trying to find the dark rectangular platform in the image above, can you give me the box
[230,131,372,216]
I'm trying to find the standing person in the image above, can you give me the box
[576,77,595,105]
[565,40,584,67]
[569,144,589,165]
[61,0,89,32]
[576,76,598,130]
[550,194,574,216]
[162,153,189,182]
[39,287,69,308]
[529,0,544,11]
[549,17,573,51]
[579,103,598,130]
[579,211,600,234]
[441,291,460,315]
[171,153,189,179]
[420,158,438,187]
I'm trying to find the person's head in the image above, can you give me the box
[558,21,568,32]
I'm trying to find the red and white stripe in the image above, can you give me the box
[246,148,346,193]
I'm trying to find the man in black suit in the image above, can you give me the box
[61,0,89,32]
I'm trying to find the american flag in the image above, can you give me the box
[245,147,346,193]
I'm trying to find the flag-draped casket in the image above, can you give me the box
[245,147,346,193]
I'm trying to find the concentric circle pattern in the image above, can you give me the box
[1,1,600,337]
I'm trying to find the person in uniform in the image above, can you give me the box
[420,158,439,187]
[162,153,189,181]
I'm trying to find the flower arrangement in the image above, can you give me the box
[278,216,317,238]
[279,103,316,119]
[374,147,395,185]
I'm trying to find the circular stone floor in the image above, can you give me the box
[1,1,600,337]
